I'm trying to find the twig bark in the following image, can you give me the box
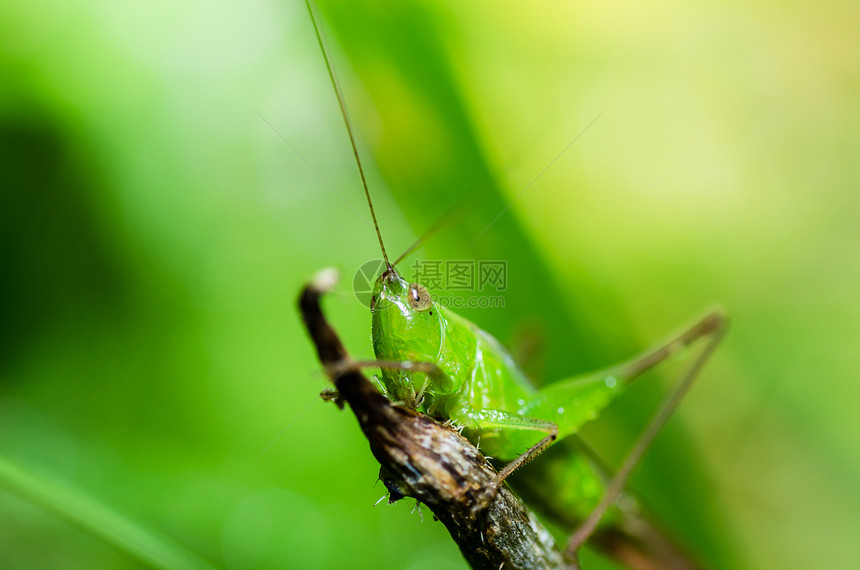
[298,272,568,570]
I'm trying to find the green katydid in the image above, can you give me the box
[303,1,726,568]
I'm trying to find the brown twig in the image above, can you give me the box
[298,270,568,570]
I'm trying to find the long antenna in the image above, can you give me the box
[304,0,391,268]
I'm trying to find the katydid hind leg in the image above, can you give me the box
[519,311,726,445]
[563,309,726,562]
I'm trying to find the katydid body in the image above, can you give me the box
[303,1,725,567]
[372,270,627,461]
[370,266,722,569]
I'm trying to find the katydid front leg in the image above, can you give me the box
[327,359,448,409]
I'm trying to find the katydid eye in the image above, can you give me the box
[407,283,432,311]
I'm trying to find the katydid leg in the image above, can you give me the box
[327,359,445,380]
[457,408,559,509]
[326,359,447,407]
[462,409,559,481]
[564,309,727,560]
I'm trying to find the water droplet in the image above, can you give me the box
[557,407,564,414]
[605,376,617,388]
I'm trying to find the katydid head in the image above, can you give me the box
[370,268,444,407]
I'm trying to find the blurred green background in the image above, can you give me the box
[1,0,858,568]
